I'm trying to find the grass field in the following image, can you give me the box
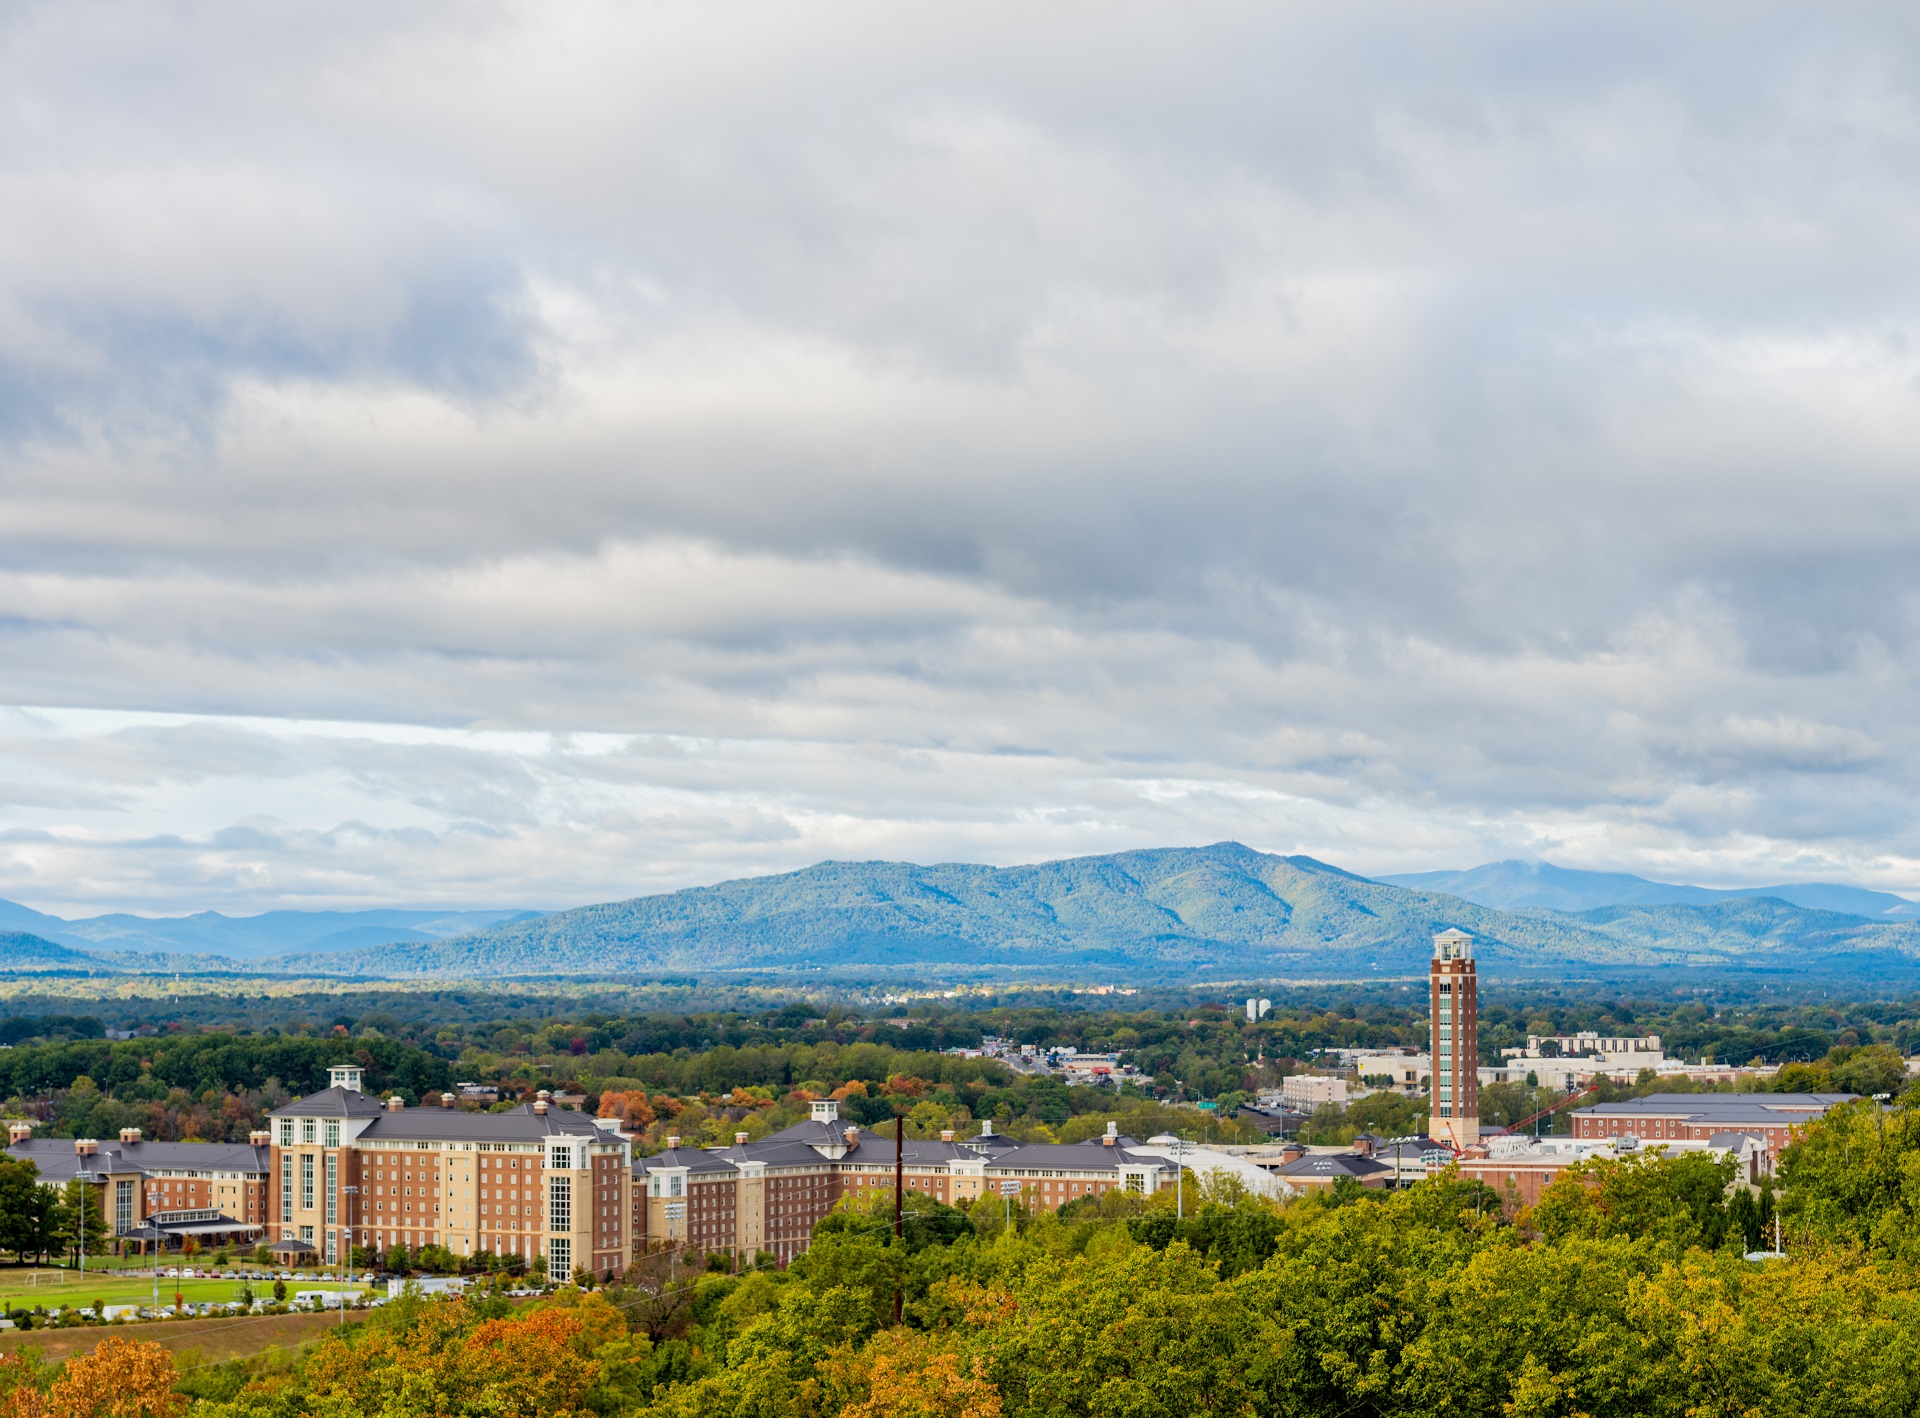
[0,1271,367,1310]
[0,1309,368,1365]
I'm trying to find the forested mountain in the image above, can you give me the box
[312,843,1920,982]
[1379,859,1920,919]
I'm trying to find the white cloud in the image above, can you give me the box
[4,3,1920,912]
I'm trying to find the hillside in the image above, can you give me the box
[1379,860,1920,919]
[306,843,1920,983]
[0,931,119,974]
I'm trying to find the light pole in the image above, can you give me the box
[1168,1137,1195,1221]
[1872,1093,1891,1147]
[340,1187,358,1325]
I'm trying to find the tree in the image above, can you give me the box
[1531,1149,1737,1252]
[1,1336,185,1418]
[58,1179,110,1266]
[0,1160,38,1262]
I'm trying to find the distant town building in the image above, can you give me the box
[1429,929,1479,1149]
[1280,1075,1349,1112]
[1502,1032,1667,1068]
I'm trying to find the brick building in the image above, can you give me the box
[266,1066,632,1279]
[6,1121,270,1254]
[1567,1092,1854,1161]
[634,1103,1176,1266]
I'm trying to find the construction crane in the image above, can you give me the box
[1502,1084,1599,1138]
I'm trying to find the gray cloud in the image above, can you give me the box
[2,2,1920,911]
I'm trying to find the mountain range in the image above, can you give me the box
[4,845,1920,983]
[1377,860,1920,919]
[288,844,1920,982]
[0,902,542,959]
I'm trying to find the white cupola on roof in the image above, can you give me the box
[810,1099,839,1124]
[329,1065,365,1093]
[1432,928,1474,961]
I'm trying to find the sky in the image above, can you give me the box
[5,2,1920,916]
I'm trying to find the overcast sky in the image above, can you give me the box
[4,3,1920,915]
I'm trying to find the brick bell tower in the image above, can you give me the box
[1428,928,1479,1149]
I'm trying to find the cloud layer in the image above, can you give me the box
[4,2,1920,913]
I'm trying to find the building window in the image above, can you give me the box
[549,1145,574,1171]
[325,1229,336,1263]
[115,1180,133,1235]
[301,1225,313,1243]
[324,1119,340,1149]
[278,1119,294,1146]
[549,1237,570,1278]
[549,1176,571,1233]
[325,1155,338,1224]
[282,1155,293,1222]
[302,1119,316,1145]
[302,1154,315,1210]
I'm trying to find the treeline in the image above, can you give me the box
[178,1096,1920,1418]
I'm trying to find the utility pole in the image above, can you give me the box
[340,1187,358,1326]
[1873,1093,1890,1147]
[892,1114,904,1326]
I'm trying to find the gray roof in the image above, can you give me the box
[1576,1093,1856,1123]
[357,1102,607,1144]
[1273,1152,1392,1179]
[985,1139,1165,1173]
[268,1086,388,1119]
[634,1146,741,1176]
[1578,1092,1854,1114]
[6,1137,268,1180]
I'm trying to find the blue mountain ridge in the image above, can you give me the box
[1377,860,1920,919]
[293,842,1920,983]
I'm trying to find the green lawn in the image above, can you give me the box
[0,1270,367,1310]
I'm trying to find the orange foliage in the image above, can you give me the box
[837,1330,1001,1418]
[830,1080,870,1101]
[0,1337,185,1418]
[294,1301,604,1418]
[598,1090,656,1129]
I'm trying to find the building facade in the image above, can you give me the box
[633,1103,1175,1267]
[1568,1092,1854,1162]
[5,1123,270,1254]
[265,1067,631,1279]
[1429,928,1480,1149]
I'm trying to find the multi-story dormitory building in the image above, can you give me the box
[634,1100,1177,1267]
[4,1120,271,1254]
[265,1066,633,1279]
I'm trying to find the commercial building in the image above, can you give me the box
[266,1066,632,1280]
[633,1102,1177,1266]
[1429,928,1480,1149]
[1567,1092,1854,1162]
[5,1122,269,1255]
[1280,1075,1349,1112]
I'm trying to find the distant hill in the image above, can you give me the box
[0,904,544,959]
[309,843,1920,983]
[1376,860,1920,920]
[0,931,118,974]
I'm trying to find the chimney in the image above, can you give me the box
[536,1089,552,1103]
[980,1120,995,1138]
[736,1132,750,1145]
[7,1122,31,1146]
[440,1093,455,1109]
[533,1098,548,1116]
[1102,1121,1117,1147]
[249,1130,270,1146]
[940,1129,954,1143]
[74,1138,99,1156]
[387,1095,405,1112]
[120,1127,142,1145]
[666,1134,680,1149]
[844,1127,859,1149]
